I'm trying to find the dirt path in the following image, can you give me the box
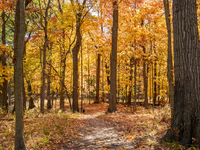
[64,114,135,150]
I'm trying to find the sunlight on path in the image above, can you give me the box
[64,114,135,150]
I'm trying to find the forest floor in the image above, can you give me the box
[0,100,180,150]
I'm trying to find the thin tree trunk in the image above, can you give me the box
[102,57,105,102]
[153,61,157,106]
[40,0,51,113]
[106,0,118,113]
[47,66,52,110]
[27,81,35,109]
[88,51,90,104]
[133,60,137,111]
[81,43,83,112]
[164,0,174,116]
[95,53,100,103]
[143,48,148,109]
[60,56,66,111]
[1,10,8,113]
[128,57,133,106]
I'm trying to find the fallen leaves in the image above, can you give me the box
[0,102,171,149]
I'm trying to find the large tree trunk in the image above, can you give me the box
[106,0,118,113]
[163,0,174,116]
[164,0,200,146]
[95,53,100,103]
[1,10,8,113]
[14,0,26,149]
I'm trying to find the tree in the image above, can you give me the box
[70,0,87,112]
[163,0,174,117]
[163,0,200,146]
[40,0,51,113]
[14,0,26,149]
[106,0,118,113]
[1,6,8,113]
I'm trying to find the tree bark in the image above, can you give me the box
[106,0,118,113]
[14,0,26,149]
[164,0,200,146]
[163,0,174,116]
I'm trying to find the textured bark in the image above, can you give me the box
[72,49,79,112]
[106,0,118,113]
[1,10,8,113]
[95,53,101,103]
[163,0,174,116]
[72,12,81,112]
[14,0,26,149]
[163,0,200,146]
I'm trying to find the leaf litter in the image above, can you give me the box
[0,102,171,149]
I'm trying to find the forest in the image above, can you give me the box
[1,0,200,149]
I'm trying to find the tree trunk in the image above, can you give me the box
[40,0,51,113]
[47,68,52,110]
[60,57,66,111]
[143,48,148,109]
[164,0,174,116]
[153,61,157,106]
[14,0,26,149]
[128,57,133,106]
[95,53,100,103]
[164,0,200,146]
[1,10,8,113]
[88,52,90,104]
[27,81,35,109]
[133,60,137,111]
[106,0,118,113]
